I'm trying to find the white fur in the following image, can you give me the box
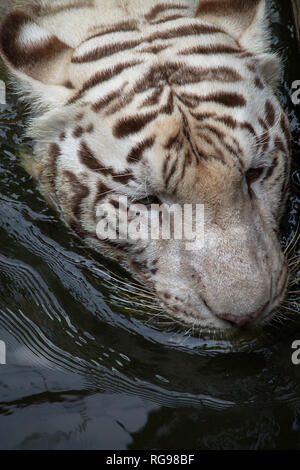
[0,0,291,331]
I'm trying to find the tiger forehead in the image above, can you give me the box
[69,53,282,178]
[68,25,268,138]
[72,15,241,66]
[67,17,270,132]
[3,4,286,193]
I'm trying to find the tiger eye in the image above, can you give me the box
[246,167,264,184]
[132,195,161,206]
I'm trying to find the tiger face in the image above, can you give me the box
[0,0,291,332]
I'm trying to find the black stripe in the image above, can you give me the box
[145,23,223,42]
[179,44,241,55]
[127,137,155,163]
[87,20,138,40]
[72,40,140,63]
[145,3,189,21]
[68,60,142,104]
[114,111,158,138]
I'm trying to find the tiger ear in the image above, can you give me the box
[0,11,74,88]
[196,0,270,54]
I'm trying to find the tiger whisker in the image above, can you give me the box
[281,305,300,315]
[104,280,157,300]
[111,173,135,178]
[112,298,163,310]
[143,311,170,325]
[284,224,300,256]
[100,272,156,297]
[86,254,154,294]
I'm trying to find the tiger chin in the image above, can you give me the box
[0,0,292,334]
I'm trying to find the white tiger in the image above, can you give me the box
[0,0,292,332]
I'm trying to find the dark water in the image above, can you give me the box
[0,1,299,450]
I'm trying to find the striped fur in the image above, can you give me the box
[0,0,291,331]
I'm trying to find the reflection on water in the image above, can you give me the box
[0,0,299,450]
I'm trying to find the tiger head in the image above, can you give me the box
[0,0,291,332]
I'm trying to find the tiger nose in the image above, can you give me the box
[215,304,267,327]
